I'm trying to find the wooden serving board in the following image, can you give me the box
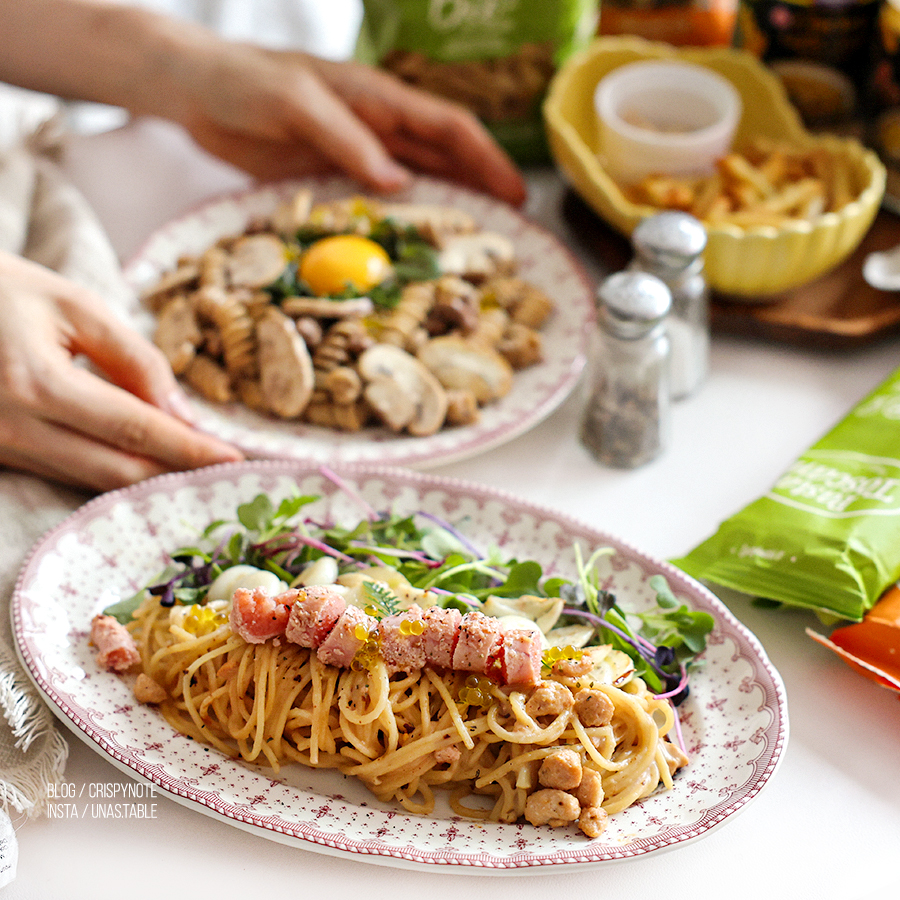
[561,190,900,349]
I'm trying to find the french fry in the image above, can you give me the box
[757,177,825,214]
[688,171,725,220]
[718,152,776,198]
[623,139,857,228]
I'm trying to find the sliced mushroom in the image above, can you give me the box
[482,594,564,634]
[363,376,416,432]
[256,307,315,418]
[544,624,598,650]
[417,334,513,404]
[281,296,374,319]
[357,344,448,436]
[437,232,516,280]
[153,296,202,375]
[581,645,636,688]
[226,233,288,289]
[378,202,477,247]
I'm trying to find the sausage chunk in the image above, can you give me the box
[524,789,580,828]
[133,673,167,705]
[573,688,615,727]
[538,749,583,791]
[574,767,604,808]
[578,806,609,839]
[525,680,573,718]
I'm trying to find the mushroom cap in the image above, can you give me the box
[226,233,289,289]
[357,343,448,436]
[417,334,513,404]
[256,308,315,418]
[437,232,516,280]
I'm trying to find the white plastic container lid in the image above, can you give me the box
[594,60,742,185]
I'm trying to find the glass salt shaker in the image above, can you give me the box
[630,211,709,401]
[580,270,672,469]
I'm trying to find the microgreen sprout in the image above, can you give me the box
[104,487,714,717]
[564,545,714,704]
[362,581,401,619]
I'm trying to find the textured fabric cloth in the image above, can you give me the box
[0,808,17,888]
[0,87,130,828]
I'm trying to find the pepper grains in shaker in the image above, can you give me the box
[580,271,672,469]
[630,211,709,401]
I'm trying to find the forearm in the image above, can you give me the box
[0,0,213,120]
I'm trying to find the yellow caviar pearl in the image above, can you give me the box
[184,605,225,637]
[458,676,493,710]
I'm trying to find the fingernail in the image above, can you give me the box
[164,389,196,424]
[374,158,411,191]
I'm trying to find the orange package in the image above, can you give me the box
[808,586,900,696]
[599,0,738,47]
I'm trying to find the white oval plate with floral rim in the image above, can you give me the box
[12,461,788,872]
[121,176,593,469]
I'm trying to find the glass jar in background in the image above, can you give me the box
[599,0,739,47]
[870,0,900,208]
[736,0,881,130]
[580,271,673,469]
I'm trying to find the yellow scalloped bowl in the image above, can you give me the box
[544,36,886,299]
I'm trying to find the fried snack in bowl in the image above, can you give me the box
[543,35,886,299]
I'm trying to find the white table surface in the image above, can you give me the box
[6,117,900,899]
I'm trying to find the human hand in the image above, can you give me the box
[166,42,528,206]
[0,2,526,205]
[0,251,243,492]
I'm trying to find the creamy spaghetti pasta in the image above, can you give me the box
[125,591,687,836]
[93,490,708,838]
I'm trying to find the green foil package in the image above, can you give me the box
[356,0,599,164]
[673,365,900,622]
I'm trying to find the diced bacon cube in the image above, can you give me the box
[285,585,346,648]
[500,628,543,686]
[90,614,141,673]
[421,605,462,669]
[451,611,502,674]
[378,605,426,674]
[230,587,295,644]
[317,605,377,668]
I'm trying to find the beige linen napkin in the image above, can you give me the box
[0,88,135,877]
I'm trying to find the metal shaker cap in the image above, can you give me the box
[597,270,671,339]
[632,211,707,271]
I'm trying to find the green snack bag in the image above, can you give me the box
[673,365,900,622]
[356,0,599,164]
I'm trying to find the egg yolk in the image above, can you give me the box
[299,234,392,296]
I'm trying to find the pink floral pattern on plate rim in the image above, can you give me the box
[121,176,593,469]
[12,461,788,872]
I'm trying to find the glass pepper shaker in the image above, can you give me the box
[630,211,709,401]
[580,270,673,469]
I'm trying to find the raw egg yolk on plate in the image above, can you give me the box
[299,234,392,296]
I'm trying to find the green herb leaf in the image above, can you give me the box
[363,581,401,618]
[102,589,150,624]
